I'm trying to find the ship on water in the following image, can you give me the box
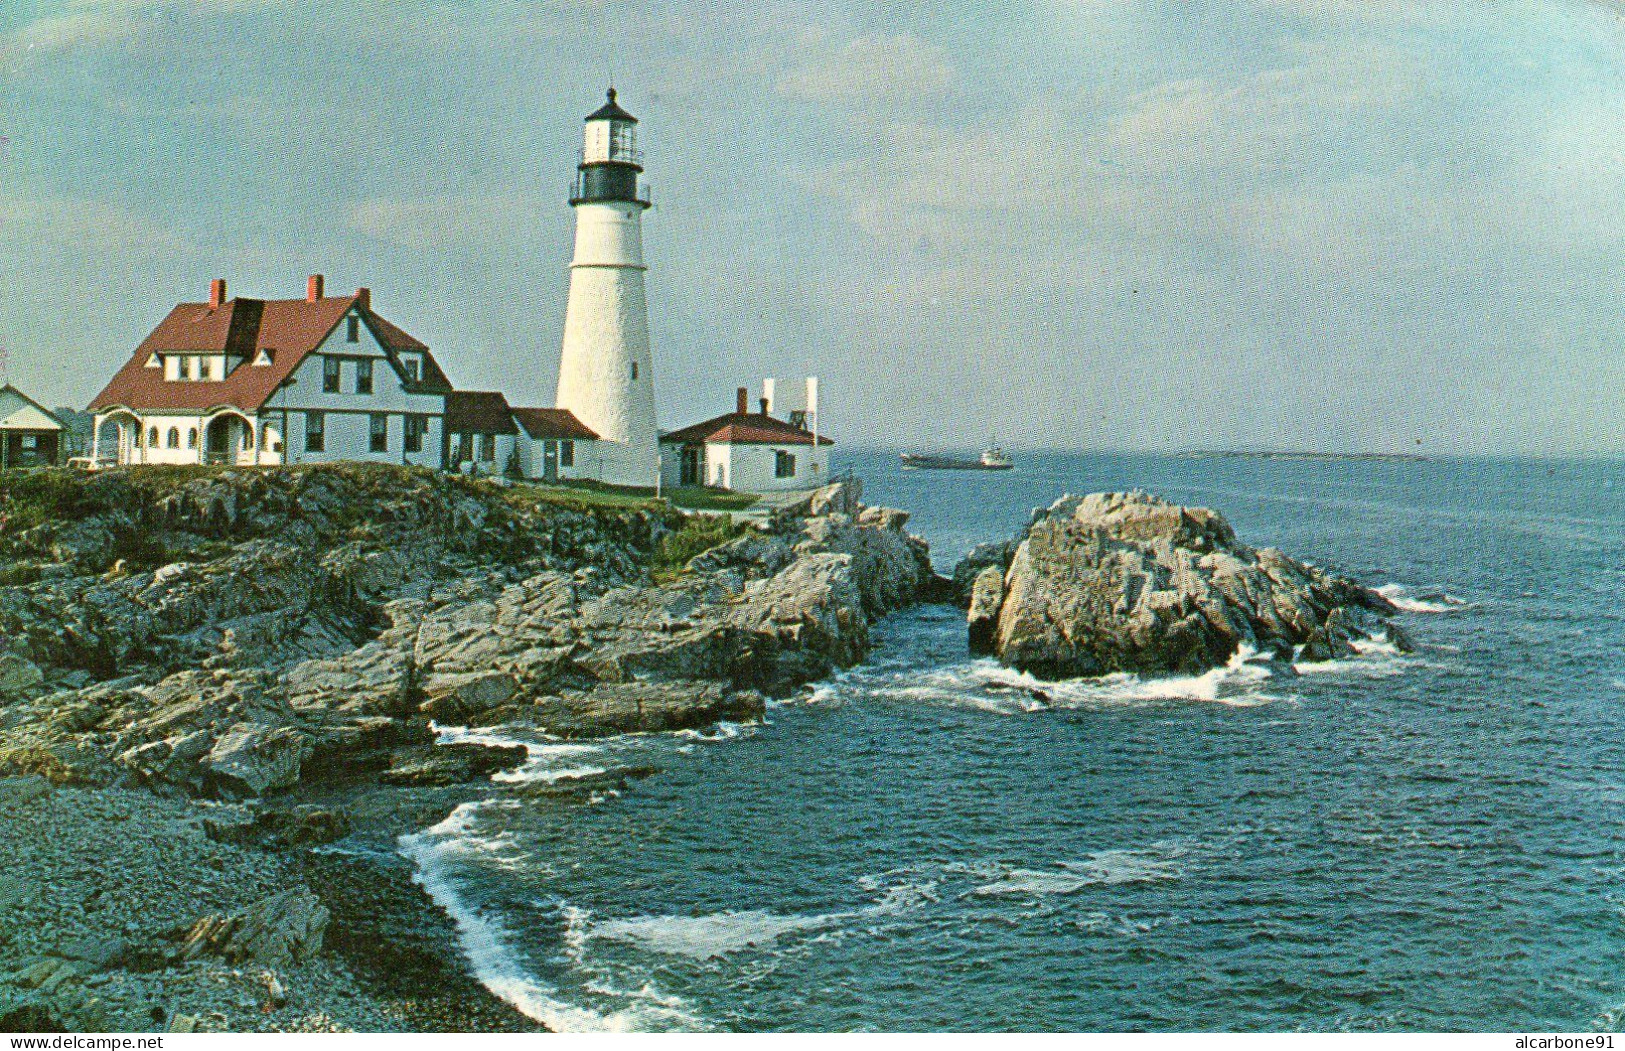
[900,446,1014,471]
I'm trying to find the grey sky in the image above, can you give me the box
[4,0,1625,452]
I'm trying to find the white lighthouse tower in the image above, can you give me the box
[554,88,660,488]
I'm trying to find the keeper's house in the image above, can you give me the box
[0,385,66,468]
[88,276,454,468]
[660,387,831,493]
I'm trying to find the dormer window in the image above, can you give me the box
[253,348,274,366]
[402,357,421,383]
[198,358,212,381]
[180,357,193,381]
[346,316,360,343]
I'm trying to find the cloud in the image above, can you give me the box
[0,194,191,256]
[777,33,954,104]
[345,192,548,250]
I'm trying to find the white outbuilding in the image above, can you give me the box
[660,387,832,493]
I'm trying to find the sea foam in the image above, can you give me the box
[400,803,699,1032]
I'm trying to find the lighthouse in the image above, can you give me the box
[554,88,660,488]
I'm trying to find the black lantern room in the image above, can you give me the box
[570,88,651,209]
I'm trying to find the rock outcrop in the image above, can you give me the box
[955,491,1405,679]
[175,889,329,968]
[0,464,935,800]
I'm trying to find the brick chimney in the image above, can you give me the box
[736,387,749,415]
[209,278,226,308]
[759,396,770,416]
[306,274,324,302]
[354,287,371,310]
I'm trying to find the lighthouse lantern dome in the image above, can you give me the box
[582,88,640,167]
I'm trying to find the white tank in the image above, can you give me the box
[555,89,659,488]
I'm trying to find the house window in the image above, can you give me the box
[166,427,179,449]
[262,423,276,452]
[479,434,495,462]
[356,358,373,395]
[187,428,197,449]
[146,427,157,447]
[559,439,575,467]
[346,316,360,343]
[198,358,212,381]
[20,435,37,452]
[306,412,325,453]
[404,414,424,453]
[402,358,421,383]
[180,357,192,381]
[242,426,255,451]
[630,361,638,381]
[370,413,388,452]
[323,357,341,393]
[775,450,796,479]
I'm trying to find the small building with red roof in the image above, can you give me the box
[660,384,831,492]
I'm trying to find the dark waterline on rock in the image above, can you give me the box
[411,451,1625,1031]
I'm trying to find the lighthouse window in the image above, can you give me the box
[630,362,639,381]
[775,450,797,479]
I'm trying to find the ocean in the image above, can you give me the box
[400,450,1625,1032]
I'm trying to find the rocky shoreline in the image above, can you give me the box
[0,469,1411,1032]
[0,464,937,1032]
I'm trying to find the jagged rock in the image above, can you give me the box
[967,567,1005,655]
[963,491,1402,679]
[1,465,937,795]
[200,723,312,798]
[418,670,520,722]
[531,683,766,739]
[0,653,43,699]
[204,804,352,849]
[176,889,328,968]
[380,741,528,786]
[952,541,1015,606]
[808,479,863,517]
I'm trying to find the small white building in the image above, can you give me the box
[660,387,832,493]
[511,407,600,482]
[88,275,454,469]
[0,385,66,468]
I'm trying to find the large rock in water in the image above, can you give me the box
[961,491,1403,679]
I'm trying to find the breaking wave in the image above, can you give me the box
[1376,583,1471,614]
[400,803,697,1032]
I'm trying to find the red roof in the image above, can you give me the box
[660,412,833,447]
[445,391,518,435]
[89,293,450,413]
[511,407,598,440]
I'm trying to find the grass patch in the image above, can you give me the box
[665,486,759,512]
[505,478,666,512]
[650,513,748,583]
